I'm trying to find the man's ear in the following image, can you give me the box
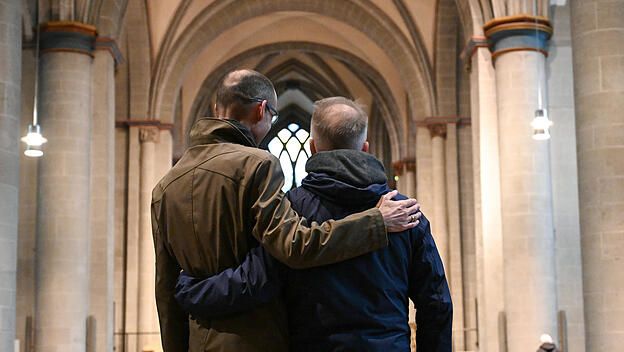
[213,104,218,117]
[309,139,317,155]
[362,141,369,153]
[255,100,267,124]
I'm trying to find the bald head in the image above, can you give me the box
[215,69,277,120]
[311,97,368,151]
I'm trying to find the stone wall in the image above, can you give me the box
[0,0,22,351]
[571,0,624,350]
[16,49,35,352]
[548,4,586,351]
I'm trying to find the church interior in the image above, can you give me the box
[1,0,623,351]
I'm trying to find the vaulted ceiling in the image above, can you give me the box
[137,0,450,160]
[24,0,554,161]
[113,0,549,160]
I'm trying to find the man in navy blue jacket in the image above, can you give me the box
[175,97,453,351]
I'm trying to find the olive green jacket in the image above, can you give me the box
[152,118,388,352]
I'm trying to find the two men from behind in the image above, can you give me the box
[175,96,453,351]
[152,70,422,352]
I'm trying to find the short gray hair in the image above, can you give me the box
[215,69,277,120]
[311,97,368,150]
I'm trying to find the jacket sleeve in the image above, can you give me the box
[249,156,388,269]
[174,245,285,319]
[152,197,189,352]
[408,220,453,352]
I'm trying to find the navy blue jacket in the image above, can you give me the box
[175,150,452,351]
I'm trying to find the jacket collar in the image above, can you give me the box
[305,150,388,187]
[301,150,390,207]
[188,117,257,148]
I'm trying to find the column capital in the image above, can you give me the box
[460,36,489,60]
[404,157,416,173]
[95,38,125,66]
[39,21,97,58]
[392,160,404,176]
[116,119,174,131]
[428,123,447,138]
[483,15,553,60]
[460,36,490,72]
[139,127,160,143]
[414,116,470,137]
[392,157,416,176]
[121,120,172,142]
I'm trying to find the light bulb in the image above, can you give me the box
[24,144,43,157]
[21,124,47,146]
[531,109,553,141]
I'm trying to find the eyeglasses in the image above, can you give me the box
[247,97,279,123]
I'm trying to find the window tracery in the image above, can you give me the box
[266,123,311,192]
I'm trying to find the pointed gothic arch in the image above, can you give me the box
[149,0,436,129]
[184,42,405,160]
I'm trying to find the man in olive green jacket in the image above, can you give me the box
[151,70,420,352]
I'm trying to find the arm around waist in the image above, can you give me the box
[174,245,284,319]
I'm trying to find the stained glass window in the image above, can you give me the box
[267,123,311,192]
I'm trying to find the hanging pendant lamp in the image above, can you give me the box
[21,7,46,157]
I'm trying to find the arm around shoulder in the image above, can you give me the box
[249,155,388,269]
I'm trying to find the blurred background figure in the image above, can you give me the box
[537,334,559,352]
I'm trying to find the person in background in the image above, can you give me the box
[537,334,560,352]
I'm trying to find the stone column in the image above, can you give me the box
[0,0,22,351]
[548,4,586,351]
[404,159,415,197]
[35,22,95,352]
[403,168,415,197]
[426,119,465,350]
[395,156,415,197]
[137,126,160,351]
[155,129,173,181]
[445,122,464,350]
[485,15,558,350]
[16,45,37,352]
[416,126,433,216]
[89,47,117,352]
[465,36,504,352]
[368,113,382,160]
[428,123,449,267]
[392,161,406,194]
[570,1,624,350]
[122,125,141,351]
[457,123,477,349]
